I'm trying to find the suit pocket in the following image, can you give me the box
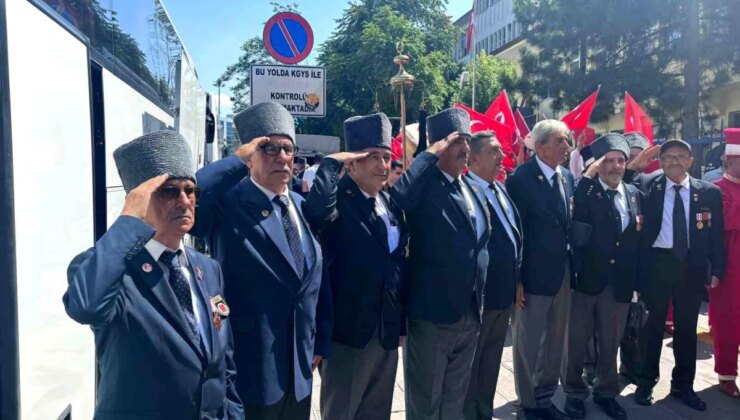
[230,316,254,333]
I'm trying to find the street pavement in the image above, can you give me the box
[310,303,740,419]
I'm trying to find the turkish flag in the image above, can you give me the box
[561,89,599,130]
[466,1,476,53]
[624,92,654,144]
[454,103,516,170]
[485,90,516,132]
[391,133,403,161]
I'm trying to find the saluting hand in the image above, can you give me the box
[583,156,605,179]
[121,174,169,223]
[626,145,661,173]
[426,131,459,156]
[327,151,369,164]
[235,136,271,163]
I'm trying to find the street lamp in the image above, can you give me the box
[390,42,415,169]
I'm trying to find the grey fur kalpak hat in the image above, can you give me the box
[343,112,392,152]
[234,101,295,144]
[113,130,195,193]
[591,133,631,160]
[624,132,650,151]
[427,108,472,143]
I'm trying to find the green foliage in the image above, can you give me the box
[515,0,737,137]
[453,51,519,111]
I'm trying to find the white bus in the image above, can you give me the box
[0,1,219,418]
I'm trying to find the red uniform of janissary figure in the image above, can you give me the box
[710,128,740,398]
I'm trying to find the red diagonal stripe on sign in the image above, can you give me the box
[277,19,300,58]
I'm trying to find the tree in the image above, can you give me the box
[217,2,298,112]
[453,51,519,111]
[304,0,461,137]
[515,0,738,139]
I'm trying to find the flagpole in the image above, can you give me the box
[471,17,476,110]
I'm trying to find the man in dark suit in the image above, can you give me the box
[564,134,645,420]
[64,131,243,420]
[505,119,574,420]
[628,140,726,411]
[464,131,523,420]
[191,102,332,420]
[391,107,490,419]
[304,112,409,420]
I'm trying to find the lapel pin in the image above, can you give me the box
[538,175,544,182]
[261,209,270,218]
[142,263,153,273]
[631,196,637,203]
[210,295,231,317]
[346,189,353,195]
[656,184,662,191]
[195,267,203,281]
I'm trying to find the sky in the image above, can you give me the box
[164,0,472,116]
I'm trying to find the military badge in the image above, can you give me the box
[210,295,230,317]
[210,295,230,331]
[636,215,644,231]
[656,183,663,191]
[538,175,544,182]
[631,196,637,203]
[261,209,270,218]
[693,193,699,202]
[195,266,203,281]
[142,263,153,273]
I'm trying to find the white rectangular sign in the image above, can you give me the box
[250,64,326,117]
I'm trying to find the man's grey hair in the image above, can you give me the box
[530,119,569,146]
[470,130,498,154]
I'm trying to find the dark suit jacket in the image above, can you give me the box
[390,152,491,324]
[191,155,333,406]
[506,158,575,296]
[304,158,409,349]
[631,172,726,284]
[467,175,523,310]
[63,216,243,420]
[572,176,646,303]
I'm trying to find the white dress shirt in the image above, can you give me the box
[653,175,691,249]
[598,178,629,232]
[301,164,319,189]
[252,180,315,268]
[569,149,585,180]
[441,171,486,239]
[146,239,210,345]
[360,189,400,252]
[468,171,518,256]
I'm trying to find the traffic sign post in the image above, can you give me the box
[263,12,314,64]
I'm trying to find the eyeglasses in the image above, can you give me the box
[158,185,200,201]
[660,154,691,163]
[259,144,298,156]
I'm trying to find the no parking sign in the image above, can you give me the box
[263,12,314,64]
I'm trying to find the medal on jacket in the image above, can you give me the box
[636,215,643,231]
[210,295,230,331]
[698,211,712,228]
[696,212,704,230]
[195,266,203,281]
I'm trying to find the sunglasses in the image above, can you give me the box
[158,185,200,201]
[258,143,298,156]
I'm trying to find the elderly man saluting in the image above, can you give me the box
[191,101,332,420]
[64,131,243,420]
